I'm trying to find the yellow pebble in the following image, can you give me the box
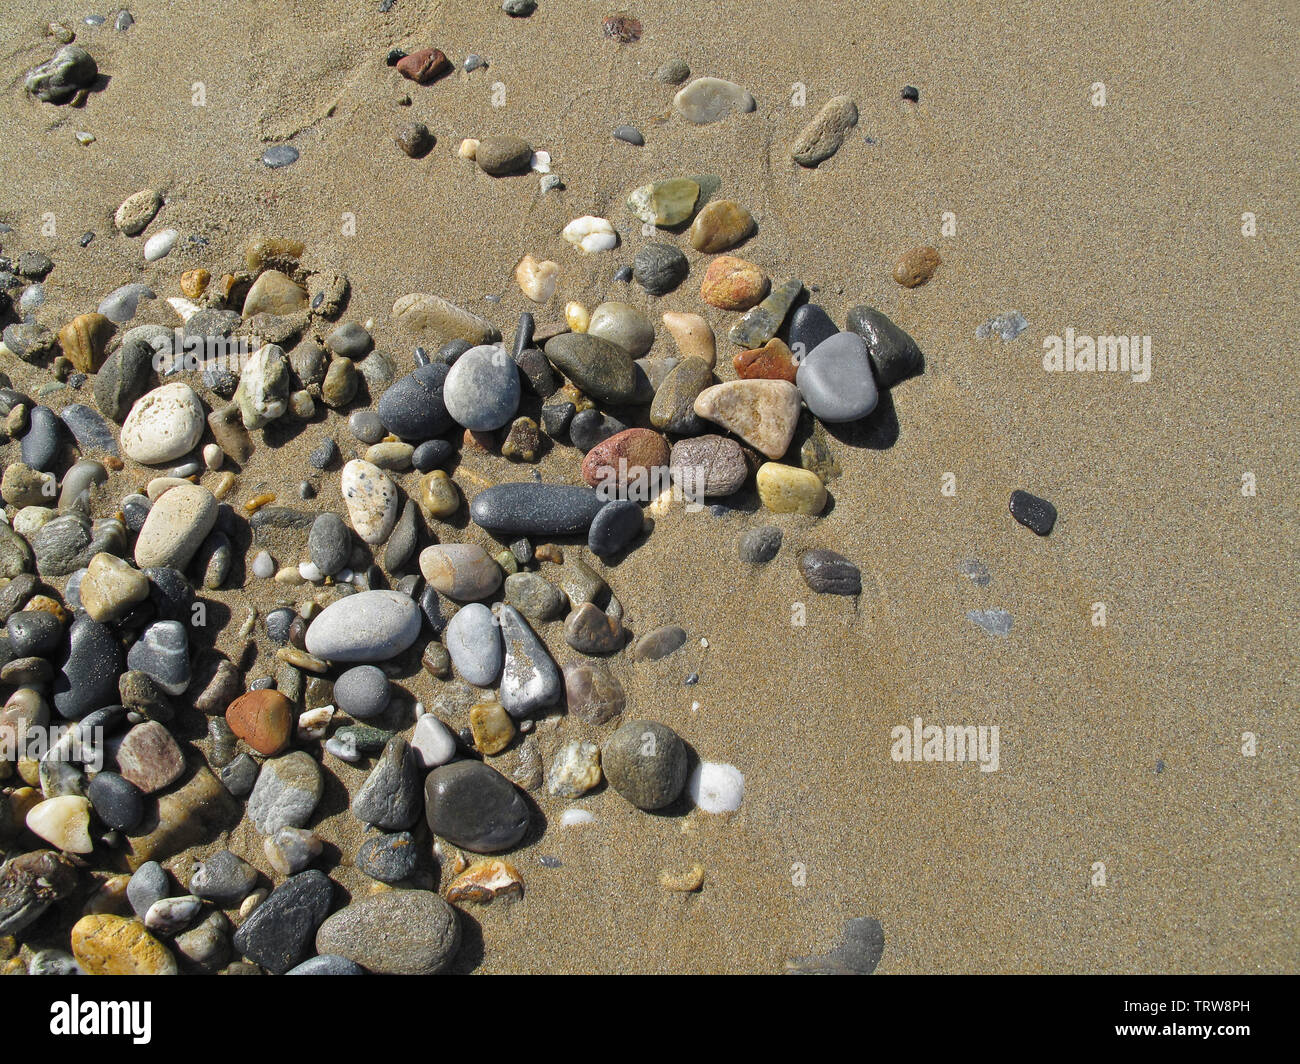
[70,915,178,975]
[565,301,590,333]
[756,462,827,515]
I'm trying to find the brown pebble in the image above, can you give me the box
[700,256,768,311]
[602,13,642,43]
[534,543,564,564]
[225,690,293,756]
[396,48,451,84]
[892,246,941,288]
[733,337,798,383]
[396,122,434,158]
[179,268,210,299]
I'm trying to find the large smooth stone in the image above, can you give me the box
[543,333,636,402]
[443,603,503,686]
[673,77,757,124]
[443,344,521,431]
[424,760,530,853]
[497,605,561,718]
[231,870,332,974]
[469,482,605,536]
[418,544,501,601]
[304,590,421,663]
[376,363,452,439]
[133,483,217,570]
[693,379,800,459]
[649,356,712,435]
[315,891,460,975]
[796,331,879,422]
[586,302,655,357]
[119,383,205,465]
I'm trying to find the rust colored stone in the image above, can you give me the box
[225,690,293,756]
[581,427,669,490]
[733,337,798,382]
[397,48,451,84]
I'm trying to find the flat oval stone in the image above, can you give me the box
[588,499,643,557]
[563,602,623,654]
[586,302,655,357]
[469,482,605,536]
[581,427,670,493]
[392,293,501,346]
[798,549,862,595]
[443,344,521,431]
[419,543,502,601]
[21,406,62,471]
[190,850,259,905]
[688,199,753,253]
[845,305,925,387]
[791,95,858,167]
[669,434,748,499]
[602,719,688,810]
[232,870,332,974]
[563,660,625,724]
[649,356,712,435]
[424,760,529,853]
[247,751,323,833]
[543,333,636,402]
[632,625,687,661]
[305,590,422,662]
[315,890,460,974]
[444,603,503,686]
[308,512,350,576]
[226,689,293,755]
[53,614,124,719]
[98,283,156,324]
[674,77,756,124]
[694,380,800,460]
[376,362,452,439]
[476,134,533,176]
[738,525,782,564]
[133,482,217,571]
[60,405,119,458]
[796,332,879,422]
[497,605,561,717]
[341,460,399,544]
[757,462,828,515]
[125,619,190,695]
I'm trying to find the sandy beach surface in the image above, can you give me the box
[0,0,1296,974]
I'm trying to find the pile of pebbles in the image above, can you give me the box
[0,14,1059,977]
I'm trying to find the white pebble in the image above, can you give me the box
[561,216,617,254]
[297,706,334,741]
[251,551,276,579]
[144,228,178,261]
[688,761,744,813]
[529,150,551,173]
[560,809,596,827]
[166,296,200,322]
[336,567,354,584]
[202,443,223,471]
[699,637,709,648]
[298,560,324,582]
[458,138,479,159]
[411,714,457,770]
[691,701,701,712]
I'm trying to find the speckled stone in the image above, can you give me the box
[314,890,460,974]
[602,719,689,810]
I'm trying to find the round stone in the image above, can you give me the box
[376,363,452,439]
[226,690,293,756]
[633,243,689,296]
[190,850,259,905]
[756,462,828,515]
[581,427,670,494]
[476,135,533,176]
[586,301,655,357]
[688,761,745,812]
[443,603,503,686]
[418,544,502,601]
[87,772,144,831]
[357,831,418,883]
[348,410,386,444]
[120,383,205,465]
[669,435,748,499]
[688,199,754,253]
[563,660,625,724]
[795,332,879,422]
[247,752,324,833]
[424,760,529,853]
[315,890,460,974]
[334,665,390,719]
[588,499,643,557]
[700,255,768,310]
[443,344,521,431]
[602,720,689,810]
[304,590,422,663]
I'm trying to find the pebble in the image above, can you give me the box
[845,305,925,386]
[569,409,627,452]
[133,482,217,570]
[798,549,862,595]
[425,760,529,853]
[321,357,358,408]
[729,278,803,348]
[632,625,688,662]
[470,482,606,536]
[18,251,55,280]
[502,572,565,622]
[693,379,800,459]
[734,337,798,383]
[688,761,744,812]
[470,700,514,754]
[444,602,503,686]
[232,870,332,974]
[497,605,562,717]
[304,590,422,663]
[287,954,365,975]
[6,609,61,657]
[967,608,1014,637]
[613,124,644,145]
[667,434,746,500]
[689,200,754,254]
[262,144,300,168]
[247,752,324,833]
[791,95,859,166]
[226,689,293,755]
[114,189,163,236]
[975,310,1029,341]
[563,603,622,654]
[353,736,421,829]
[396,121,434,157]
[673,77,756,124]
[501,416,541,461]
[786,916,885,975]
[26,795,93,853]
[543,332,636,401]
[412,438,453,471]
[586,301,655,357]
[447,859,525,904]
[661,311,716,368]
[115,719,185,793]
[3,322,57,363]
[547,740,602,798]
[633,242,689,295]
[87,772,144,831]
[563,660,625,724]
[97,282,155,324]
[582,427,670,493]
[700,255,768,310]
[174,911,230,969]
[53,614,123,719]
[126,619,190,695]
[627,178,699,227]
[334,665,390,719]
[561,216,617,254]
[143,229,178,262]
[476,135,533,176]
[392,292,500,346]
[411,714,458,770]
[757,461,827,515]
[419,544,502,601]
[602,719,688,810]
[443,344,521,430]
[959,559,992,587]
[737,525,782,564]
[235,342,290,427]
[145,894,201,936]
[357,831,418,882]
[21,406,62,471]
[325,322,373,360]
[126,862,170,921]
[602,13,642,42]
[648,357,710,435]
[397,46,450,83]
[788,302,838,360]
[503,0,536,15]
[655,58,690,84]
[70,915,177,976]
[314,890,460,974]
[1009,490,1057,535]
[190,850,259,906]
[588,499,643,557]
[377,363,452,439]
[560,809,595,827]
[893,245,941,287]
[515,254,559,303]
[308,512,351,575]
[341,459,399,544]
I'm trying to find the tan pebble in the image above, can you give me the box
[83,875,132,916]
[565,301,590,333]
[9,787,40,823]
[893,245,941,287]
[693,379,801,459]
[534,543,564,564]
[277,646,329,674]
[202,443,223,471]
[687,199,754,253]
[419,470,460,519]
[515,254,560,303]
[469,701,515,756]
[145,476,190,501]
[447,859,525,904]
[243,492,275,514]
[58,312,115,373]
[662,311,716,368]
[274,566,305,585]
[2,958,26,975]
[244,236,305,272]
[458,138,479,159]
[659,863,705,892]
[24,594,70,623]
[179,268,211,299]
[240,889,268,918]
[71,915,177,975]
[211,471,236,499]
[17,758,39,786]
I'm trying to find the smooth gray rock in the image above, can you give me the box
[443,603,503,687]
[304,590,422,663]
[795,331,878,422]
[442,344,520,431]
[496,605,561,718]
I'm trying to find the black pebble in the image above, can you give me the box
[540,399,575,439]
[1008,490,1057,535]
[411,438,453,472]
[385,48,406,66]
[798,549,862,595]
[901,85,919,102]
[569,409,625,452]
[265,608,295,645]
[613,265,633,283]
[512,312,535,360]
[87,772,144,832]
[79,232,94,248]
[435,339,472,365]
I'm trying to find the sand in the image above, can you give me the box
[1,1,1296,973]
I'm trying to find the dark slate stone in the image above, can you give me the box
[569,409,626,453]
[511,312,534,360]
[231,870,333,973]
[798,549,862,595]
[788,302,839,361]
[144,567,196,623]
[356,831,418,883]
[433,339,472,366]
[308,513,350,576]
[1009,490,1057,536]
[411,438,453,472]
[418,585,448,636]
[633,243,689,296]
[86,771,144,832]
[424,760,530,853]
[61,403,120,455]
[540,399,575,439]
[470,482,606,536]
[845,305,925,387]
[377,363,452,440]
[220,753,259,798]
[588,500,643,558]
[738,525,782,564]
[21,405,62,471]
[53,614,124,720]
[6,610,62,658]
